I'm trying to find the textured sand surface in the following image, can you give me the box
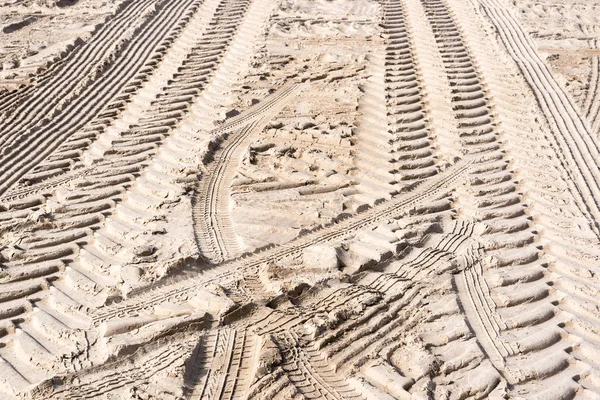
[1,0,600,398]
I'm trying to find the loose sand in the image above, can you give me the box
[1,0,600,398]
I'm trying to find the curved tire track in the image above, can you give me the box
[193,82,303,264]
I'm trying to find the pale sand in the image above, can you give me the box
[0,0,600,398]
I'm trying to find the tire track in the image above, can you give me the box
[414,0,564,394]
[478,0,600,239]
[246,221,490,399]
[0,0,256,286]
[0,0,260,394]
[376,222,501,398]
[381,0,439,188]
[585,40,600,135]
[193,82,303,264]
[582,41,599,121]
[0,0,199,197]
[419,0,600,396]
[183,330,220,399]
[0,0,238,204]
[0,0,276,329]
[590,59,600,134]
[11,178,481,400]
[316,222,477,372]
[276,331,362,400]
[463,10,600,387]
[348,0,448,225]
[0,0,135,115]
[4,0,597,396]
[184,329,259,400]
[0,38,82,114]
[30,333,201,400]
[0,166,94,204]
[352,52,395,203]
[0,0,156,135]
[92,157,472,322]
[454,248,523,385]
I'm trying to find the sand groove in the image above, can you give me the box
[583,47,600,131]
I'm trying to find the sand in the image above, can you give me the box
[0,0,599,398]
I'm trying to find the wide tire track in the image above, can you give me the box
[0,0,198,197]
[418,0,600,397]
[0,0,261,395]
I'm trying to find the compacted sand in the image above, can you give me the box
[1,0,600,398]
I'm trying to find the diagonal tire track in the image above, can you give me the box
[0,0,199,197]
[93,157,473,322]
[479,0,600,239]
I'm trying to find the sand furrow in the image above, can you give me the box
[583,51,599,121]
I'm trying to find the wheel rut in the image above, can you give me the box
[0,0,266,394]
[479,0,600,240]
